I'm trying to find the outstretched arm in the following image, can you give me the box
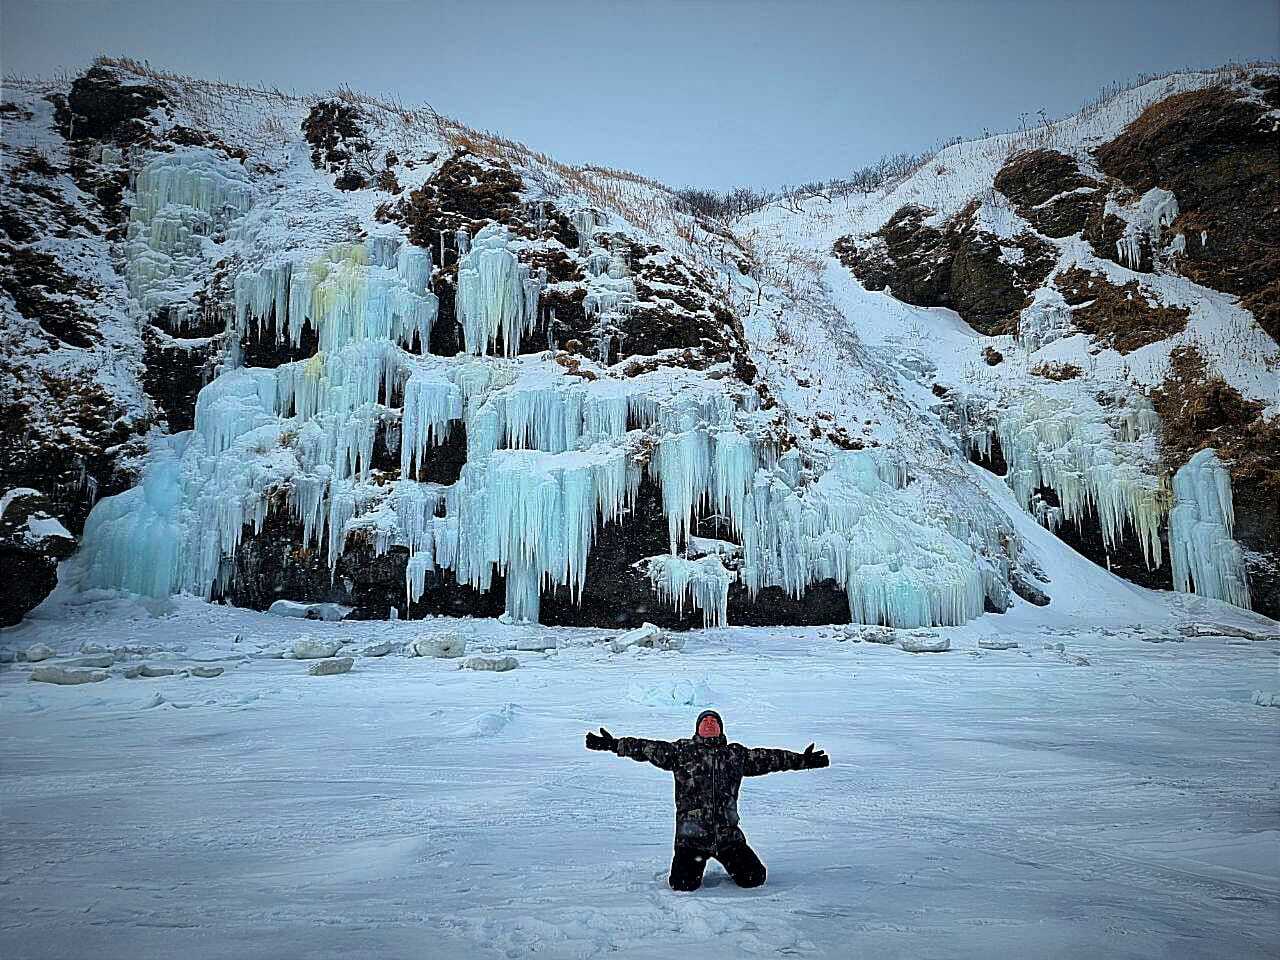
[742,742,829,776]
[585,728,677,770]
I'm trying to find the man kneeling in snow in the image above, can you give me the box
[586,709,829,891]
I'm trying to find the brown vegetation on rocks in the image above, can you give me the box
[1030,360,1083,381]
[1093,80,1279,335]
[1150,344,1280,618]
[994,149,1101,238]
[1055,267,1189,353]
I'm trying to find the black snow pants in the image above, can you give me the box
[669,838,766,891]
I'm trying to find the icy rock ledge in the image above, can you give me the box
[898,634,950,653]
[307,657,354,676]
[977,638,1020,650]
[30,666,108,685]
[268,600,352,622]
[67,654,115,668]
[607,623,683,654]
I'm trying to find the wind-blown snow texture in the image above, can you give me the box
[1,595,1277,959]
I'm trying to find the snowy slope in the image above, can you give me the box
[738,64,1279,621]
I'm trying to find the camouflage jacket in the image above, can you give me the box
[615,734,808,848]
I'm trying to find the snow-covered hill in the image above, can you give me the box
[739,64,1279,621]
[1,59,1276,633]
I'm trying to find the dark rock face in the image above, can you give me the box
[1055,267,1189,354]
[1232,476,1280,621]
[540,479,706,629]
[0,369,145,540]
[1031,486,1174,591]
[1083,204,1154,274]
[0,243,100,348]
[142,327,222,433]
[239,311,320,369]
[994,149,1102,238]
[0,490,76,627]
[726,580,851,627]
[1009,571,1051,607]
[834,201,1055,336]
[969,433,1008,477]
[390,151,524,249]
[60,66,165,144]
[1093,80,1280,340]
[834,205,951,307]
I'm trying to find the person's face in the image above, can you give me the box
[697,715,722,738]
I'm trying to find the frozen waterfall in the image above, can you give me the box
[1169,449,1250,608]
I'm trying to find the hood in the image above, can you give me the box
[694,709,726,744]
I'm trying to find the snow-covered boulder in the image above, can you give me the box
[515,636,558,652]
[462,655,519,672]
[361,640,393,657]
[68,654,114,668]
[268,600,352,622]
[189,665,224,678]
[859,627,897,645]
[899,633,950,653]
[30,666,108,685]
[977,638,1019,650]
[307,657,354,676]
[23,643,56,662]
[412,633,465,659]
[124,664,179,679]
[608,623,682,654]
[290,637,344,660]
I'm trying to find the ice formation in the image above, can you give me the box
[647,555,735,628]
[76,152,1014,629]
[1113,188,1179,269]
[961,389,1167,569]
[455,225,544,357]
[125,149,254,324]
[234,238,438,353]
[1168,450,1250,608]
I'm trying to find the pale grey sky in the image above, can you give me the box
[2,0,1276,188]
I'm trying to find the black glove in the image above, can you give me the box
[585,727,617,752]
[801,743,829,769]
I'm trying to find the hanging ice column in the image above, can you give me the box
[962,391,1167,570]
[233,238,439,354]
[1168,449,1251,609]
[647,554,735,628]
[456,224,544,357]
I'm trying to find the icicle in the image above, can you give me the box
[1169,450,1250,609]
[455,225,542,357]
[647,554,734,628]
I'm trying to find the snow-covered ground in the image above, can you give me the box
[2,597,1277,960]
